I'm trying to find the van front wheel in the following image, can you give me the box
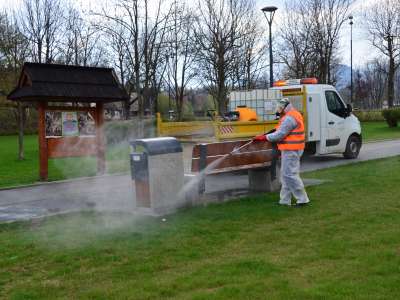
[343,135,361,159]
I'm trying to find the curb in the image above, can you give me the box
[364,138,400,144]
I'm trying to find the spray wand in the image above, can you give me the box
[227,140,254,156]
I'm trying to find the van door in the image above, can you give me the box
[323,90,347,153]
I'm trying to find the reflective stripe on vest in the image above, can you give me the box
[277,109,305,151]
[278,140,306,144]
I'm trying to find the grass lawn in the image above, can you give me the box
[361,121,400,141]
[1,156,400,299]
[0,135,130,188]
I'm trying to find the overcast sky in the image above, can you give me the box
[0,0,379,68]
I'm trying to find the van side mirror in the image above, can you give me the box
[346,104,353,116]
[347,104,353,112]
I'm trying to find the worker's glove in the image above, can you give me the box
[253,134,267,142]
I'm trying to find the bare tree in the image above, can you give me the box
[95,17,134,118]
[312,0,353,83]
[163,1,198,120]
[231,8,267,89]
[352,68,369,109]
[60,6,104,67]
[20,0,63,63]
[364,59,388,109]
[141,0,172,116]
[107,25,132,91]
[96,0,172,118]
[194,0,254,115]
[346,59,388,109]
[279,1,319,78]
[279,0,352,84]
[365,0,400,107]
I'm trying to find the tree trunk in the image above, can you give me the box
[124,100,130,120]
[217,86,227,116]
[177,99,183,121]
[38,40,42,63]
[218,99,227,116]
[133,1,142,118]
[217,50,227,116]
[388,56,395,108]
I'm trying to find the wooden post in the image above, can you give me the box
[156,112,162,137]
[96,102,106,174]
[38,101,48,180]
[198,144,207,194]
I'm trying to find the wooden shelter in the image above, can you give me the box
[8,62,128,180]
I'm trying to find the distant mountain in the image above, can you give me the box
[335,64,351,91]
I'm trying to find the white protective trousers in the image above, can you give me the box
[279,150,310,205]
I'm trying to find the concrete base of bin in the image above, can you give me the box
[184,174,203,205]
[248,167,281,192]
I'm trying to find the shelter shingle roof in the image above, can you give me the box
[7,63,128,103]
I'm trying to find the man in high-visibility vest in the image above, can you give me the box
[253,98,310,206]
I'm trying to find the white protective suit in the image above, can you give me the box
[266,104,310,205]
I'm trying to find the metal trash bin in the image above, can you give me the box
[130,137,185,215]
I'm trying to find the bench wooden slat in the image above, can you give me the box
[192,140,244,157]
[197,162,272,175]
[192,140,272,157]
[191,141,274,173]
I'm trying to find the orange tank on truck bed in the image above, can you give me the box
[235,106,258,121]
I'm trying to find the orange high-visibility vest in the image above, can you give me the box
[276,109,305,151]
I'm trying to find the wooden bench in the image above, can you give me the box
[191,140,280,195]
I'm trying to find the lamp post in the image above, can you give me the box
[165,54,171,112]
[349,15,353,105]
[262,6,278,87]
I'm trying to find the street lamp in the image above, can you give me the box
[349,15,353,105]
[262,6,278,87]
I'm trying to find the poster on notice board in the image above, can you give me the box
[62,112,79,136]
[78,112,96,136]
[45,111,62,137]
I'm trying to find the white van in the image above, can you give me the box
[228,78,362,158]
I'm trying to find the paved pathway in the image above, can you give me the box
[1,139,399,222]
[301,139,400,172]
[0,175,135,222]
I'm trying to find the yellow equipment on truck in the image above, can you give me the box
[234,106,258,121]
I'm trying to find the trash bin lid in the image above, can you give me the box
[130,137,182,156]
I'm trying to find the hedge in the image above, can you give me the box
[352,110,385,122]
[382,108,400,127]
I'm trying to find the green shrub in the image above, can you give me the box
[353,110,385,122]
[382,109,400,127]
[157,95,197,121]
[203,95,217,111]
[157,94,176,115]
